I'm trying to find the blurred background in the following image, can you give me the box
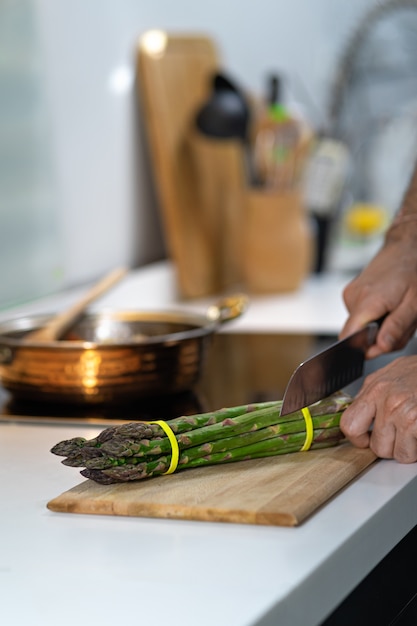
[2,0,417,308]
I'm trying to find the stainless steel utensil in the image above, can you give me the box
[0,294,248,404]
[280,320,382,415]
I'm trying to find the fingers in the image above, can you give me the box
[392,426,417,464]
[341,360,417,463]
[365,296,417,358]
[340,281,390,346]
[340,401,372,449]
[339,242,417,353]
[340,285,417,357]
[366,315,401,358]
[371,398,417,463]
[340,309,391,359]
[380,295,417,348]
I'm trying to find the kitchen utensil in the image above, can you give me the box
[280,320,381,416]
[0,295,247,404]
[47,442,376,527]
[25,267,128,342]
[195,71,256,185]
[195,72,251,140]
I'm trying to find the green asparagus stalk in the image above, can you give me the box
[53,393,350,464]
[51,392,352,485]
[61,411,341,469]
[79,426,344,484]
[51,400,280,458]
[178,412,341,463]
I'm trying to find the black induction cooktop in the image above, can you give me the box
[0,331,412,425]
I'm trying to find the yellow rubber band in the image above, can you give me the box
[149,420,179,474]
[300,407,313,452]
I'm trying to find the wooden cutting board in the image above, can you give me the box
[137,34,223,298]
[47,444,377,526]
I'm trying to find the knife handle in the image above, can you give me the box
[368,315,387,347]
[375,314,387,327]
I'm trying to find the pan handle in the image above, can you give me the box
[207,294,249,325]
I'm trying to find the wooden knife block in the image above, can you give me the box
[137,33,313,297]
[187,133,313,294]
[185,132,247,292]
[242,188,313,293]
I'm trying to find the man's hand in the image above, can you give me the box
[340,356,417,463]
[340,236,417,358]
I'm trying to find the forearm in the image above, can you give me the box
[398,160,417,217]
[386,160,417,241]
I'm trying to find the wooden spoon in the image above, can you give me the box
[24,267,128,343]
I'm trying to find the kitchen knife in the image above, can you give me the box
[280,319,382,416]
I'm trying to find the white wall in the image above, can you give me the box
[1,0,378,306]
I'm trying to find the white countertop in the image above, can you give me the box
[1,261,417,626]
[0,260,350,334]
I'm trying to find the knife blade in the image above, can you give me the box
[280,320,381,416]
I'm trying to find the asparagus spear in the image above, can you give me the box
[53,393,350,463]
[51,400,280,458]
[51,392,352,484]
[79,426,344,484]
[61,411,341,468]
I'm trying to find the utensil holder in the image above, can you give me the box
[188,134,313,294]
[242,188,313,293]
[137,33,313,297]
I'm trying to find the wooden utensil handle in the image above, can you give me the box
[28,267,128,342]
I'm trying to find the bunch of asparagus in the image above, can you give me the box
[51,392,352,485]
